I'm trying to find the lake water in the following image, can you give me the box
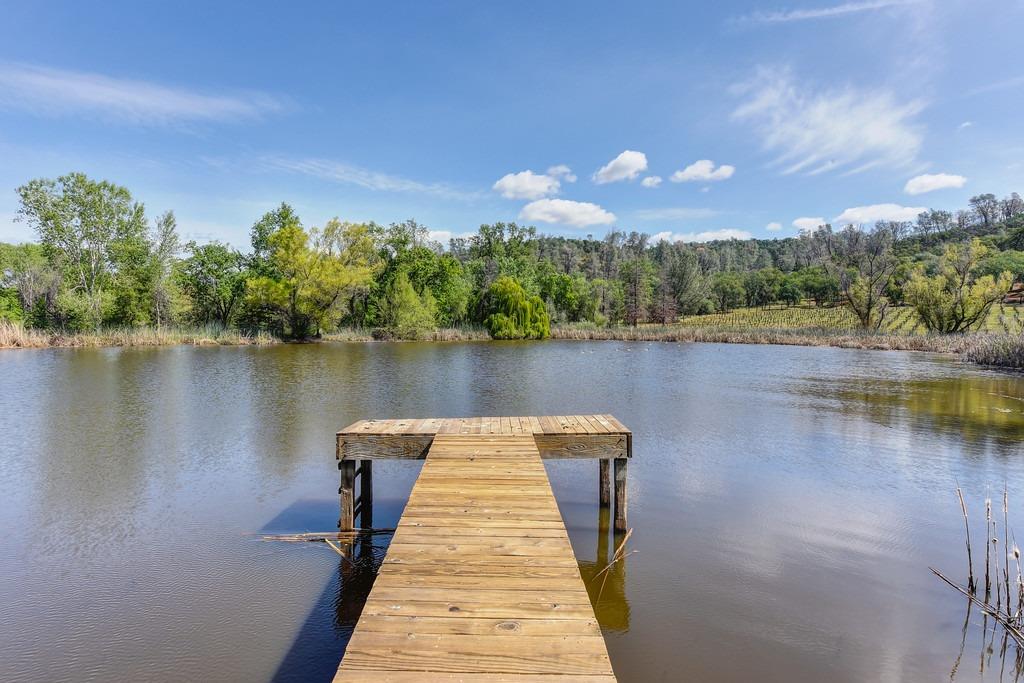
[1,340,1023,682]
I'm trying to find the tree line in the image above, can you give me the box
[2,172,1023,340]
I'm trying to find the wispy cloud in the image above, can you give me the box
[261,156,483,201]
[732,66,924,175]
[734,0,922,25]
[967,75,1024,97]
[634,207,719,221]
[0,62,287,125]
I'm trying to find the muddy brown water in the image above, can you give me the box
[1,341,1023,682]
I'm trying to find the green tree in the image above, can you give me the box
[710,272,745,312]
[904,240,1013,333]
[244,218,378,338]
[618,257,655,326]
[483,276,550,339]
[17,172,148,329]
[378,270,437,339]
[977,249,1024,283]
[178,241,247,326]
[778,274,803,306]
[148,211,181,328]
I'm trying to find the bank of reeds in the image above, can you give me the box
[962,334,1024,370]
[551,322,972,353]
[0,320,276,349]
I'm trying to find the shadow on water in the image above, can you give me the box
[262,498,398,683]
[265,491,632,681]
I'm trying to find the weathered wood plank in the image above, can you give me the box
[334,433,617,681]
[534,434,628,460]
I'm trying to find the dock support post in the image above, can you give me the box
[613,457,627,532]
[359,460,373,528]
[339,459,355,531]
[599,459,610,507]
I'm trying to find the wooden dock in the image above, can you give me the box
[332,416,631,682]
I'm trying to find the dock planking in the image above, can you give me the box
[333,418,630,682]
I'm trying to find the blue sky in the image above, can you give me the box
[0,1,1021,247]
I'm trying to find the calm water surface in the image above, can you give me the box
[2,341,1023,682]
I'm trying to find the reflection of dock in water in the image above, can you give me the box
[578,505,631,633]
[331,416,632,681]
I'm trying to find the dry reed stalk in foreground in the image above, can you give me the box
[958,486,977,595]
[936,487,1024,659]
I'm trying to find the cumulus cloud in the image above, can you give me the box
[671,159,735,183]
[492,165,576,199]
[261,156,480,201]
[793,217,826,231]
[641,176,663,188]
[765,221,783,232]
[903,172,967,195]
[834,203,925,224]
[652,228,752,243]
[593,150,648,184]
[732,66,924,175]
[734,0,921,25]
[634,207,719,221]
[0,61,286,125]
[519,198,616,228]
[547,165,577,182]
[493,170,561,200]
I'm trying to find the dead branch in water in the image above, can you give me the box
[931,568,1024,648]
[255,529,395,542]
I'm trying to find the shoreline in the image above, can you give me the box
[2,321,1021,369]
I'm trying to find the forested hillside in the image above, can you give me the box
[2,172,1023,341]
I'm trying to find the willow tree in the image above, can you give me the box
[905,240,1013,333]
[245,218,379,339]
[483,275,549,340]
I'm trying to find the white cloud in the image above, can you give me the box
[834,203,925,224]
[493,170,561,200]
[634,207,719,221]
[428,230,476,244]
[547,165,577,182]
[732,66,924,175]
[735,0,921,24]
[592,150,648,184]
[653,228,752,243]
[0,61,286,125]
[958,121,973,130]
[519,198,616,227]
[903,173,966,195]
[493,165,576,199]
[641,176,663,188]
[765,221,783,232]
[261,156,480,201]
[671,159,735,183]
[793,217,826,231]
